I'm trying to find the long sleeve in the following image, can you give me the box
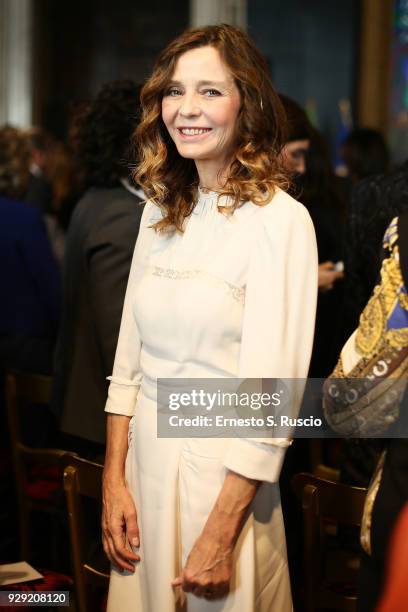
[223,195,318,482]
[22,206,61,335]
[104,201,154,416]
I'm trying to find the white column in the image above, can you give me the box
[190,0,247,29]
[0,0,33,126]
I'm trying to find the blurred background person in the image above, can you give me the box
[0,125,60,377]
[343,160,408,338]
[301,127,346,377]
[42,141,83,264]
[0,125,60,449]
[51,80,144,459]
[340,127,390,185]
[278,95,345,609]
[279,94,345,371]
[324,210,408,611]
[23,127,54,215]
[338,164,408,548]
[279,93,311,178]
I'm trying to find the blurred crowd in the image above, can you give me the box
[0,85,395,382]
[1,78,407,611]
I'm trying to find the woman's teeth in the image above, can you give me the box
[179,128,211,135]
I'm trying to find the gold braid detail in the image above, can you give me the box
[356,241,406,356]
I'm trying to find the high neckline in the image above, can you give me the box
[197,187,219,200]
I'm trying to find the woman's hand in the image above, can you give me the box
[102,479,140,572]
[318,261,344,292]
[172,470,260,600]
[172,531,233,600]
[103,414,140,572]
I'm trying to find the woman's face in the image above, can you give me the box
[280,139,310,176]
[161,46,241,166]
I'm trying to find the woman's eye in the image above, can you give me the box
[291,150,306,161]
[203,89,221,97]
[167,88,182,97]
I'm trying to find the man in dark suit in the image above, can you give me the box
[52,81,144,457]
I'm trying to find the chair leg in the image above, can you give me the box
[19,502,30,560]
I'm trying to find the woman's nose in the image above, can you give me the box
[179,93,201,117]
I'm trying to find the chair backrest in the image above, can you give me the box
[5,369,53,451]
[4,369,78,492]
[293,472,366,525]
[292,472,367,612]
[63,456,108,612]
[309,440,341,482]
[4,369,79,562]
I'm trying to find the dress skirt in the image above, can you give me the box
[106,392,293,612]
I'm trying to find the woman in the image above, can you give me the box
[278,93,311,178]
[278,94,344,297]
[102,25,318,611]
[0,125,60,448]
[0,125,60,376]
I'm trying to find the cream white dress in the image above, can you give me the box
[105,188,318,612]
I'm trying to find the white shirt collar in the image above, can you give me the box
[120,177,145,200]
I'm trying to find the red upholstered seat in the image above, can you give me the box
[28,465,60,481]
[23,464,63,504]
[24,479,61,503]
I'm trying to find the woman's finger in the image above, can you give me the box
[102,535,115,567]
[110,523,140,562]
[108,527,140,571]
[105,535,126,572]
[125,510,140,548]
[107,533,137,572]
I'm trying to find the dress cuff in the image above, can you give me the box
[223,438,288,483]
[104,380,140,416]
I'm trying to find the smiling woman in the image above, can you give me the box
[103,23,318,612]
[134,24,289,233]
[161,46,241,188]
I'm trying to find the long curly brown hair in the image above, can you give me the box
[134,24,289,232]
[0,125,31,200]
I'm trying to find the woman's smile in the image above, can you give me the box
[177,126,213,139]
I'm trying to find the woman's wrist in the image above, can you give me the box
[103,413,131,488]
[102,469,126,488]
[202,506,243,549]
[201,470,261,549]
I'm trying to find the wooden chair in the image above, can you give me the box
[292,472,367,612]
[4,370,78,560]
[309,440,341,482]
[63,455,109,612]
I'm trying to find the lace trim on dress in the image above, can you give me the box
[150,265,245,304]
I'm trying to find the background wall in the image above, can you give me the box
[32,0,362,147]
[247,0,361,144]
[33,0,189,137]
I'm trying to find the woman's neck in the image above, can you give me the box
[195,158,231,192]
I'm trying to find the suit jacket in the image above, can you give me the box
[52,186,144,444]
[0,196,60,372]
